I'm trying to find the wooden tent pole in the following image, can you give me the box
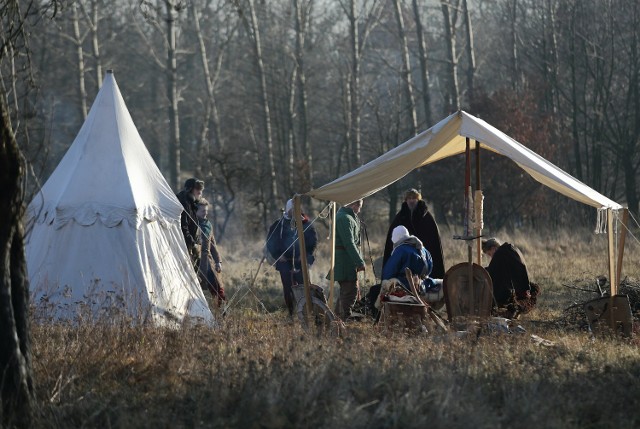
[328,202,337,308]
[475,140,482,265]
[293,195,313,321]
[607,208,617,296]
[616,208,629,287]
[465,137,474,312]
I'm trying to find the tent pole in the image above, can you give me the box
[616,208,629,287]
[475,140,482,265]
[607,208,617,332]
[293,195,313,322]
[607,208,617,296]
[328,202,337,309]
[465,137,474,312]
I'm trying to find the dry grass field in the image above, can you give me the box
[29,227,640,428]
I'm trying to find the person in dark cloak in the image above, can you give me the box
[383,188,445,279]
[196,199,225,307]
[176,177,204,268]
[482,237,540,318]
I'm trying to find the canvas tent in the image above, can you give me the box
[305,110,625,297]
[26,71,214,326]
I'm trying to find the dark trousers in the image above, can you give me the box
[278,268,303,316]
[336,280,359,319]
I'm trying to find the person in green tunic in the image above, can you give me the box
[331,199,365,319]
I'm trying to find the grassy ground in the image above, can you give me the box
[29,227,640,428]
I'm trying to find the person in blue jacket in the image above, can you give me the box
[382,225,440,294]
[266,199,318,316]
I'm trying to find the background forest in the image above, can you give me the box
[18,0,640,239]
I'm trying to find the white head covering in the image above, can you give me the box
[283,199,294,219]
[391,225,410,244]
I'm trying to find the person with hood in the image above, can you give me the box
[481,237,539,317]
[196,198,225,307]
[266,198,318,317]
[331,199,366,319]
[383,188,445,279]
[382,225,441,295]
[176,178,204,268]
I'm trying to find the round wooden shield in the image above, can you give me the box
[443,262,493,323]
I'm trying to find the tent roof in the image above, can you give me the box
[306,111,622,210]
[28,71,182,229]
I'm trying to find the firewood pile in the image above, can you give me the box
[558,276,640,330]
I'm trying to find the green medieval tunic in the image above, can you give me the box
[331,206,365,282]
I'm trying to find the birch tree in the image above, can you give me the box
[441,0,460,112]
[234,0,278,210]
[393,0,417,135]
[0,0,48,426]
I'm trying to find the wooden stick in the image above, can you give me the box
[293,195,313,323]
[328,202,337,308]
[616,208,629,288]
[465,138,474,312]
[475,140,482,265]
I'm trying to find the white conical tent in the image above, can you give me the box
[26,71,214,326]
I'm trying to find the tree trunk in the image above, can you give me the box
[462,0,475,108]
[411,0,432,126]
[72,2,88,119]
[441,0,460,112]
[191,2,224,177]
[0,99,33,429]
[165,0,181,190]
[246,0,278,209]
[348,0,361,167]
[509,0,519,93]
[287,66,297,194]
[393,0,417,136]
[79,0,103,89]
[293,0,312,188]
[568,3,583,180]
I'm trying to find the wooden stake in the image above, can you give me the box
[475,140,482,265]
[328,202,337,308]
[293,195,313,322]
[616,208,629,287]
[465,138,474,311]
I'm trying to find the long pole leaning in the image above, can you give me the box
[293,195,313,322]
[328,202,337,308]
[607,208,617,332]
[475,140,482,265]
[465,137,475,313]
[616,208,629,287]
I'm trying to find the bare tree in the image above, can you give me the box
[71,2,88,119]
[78,0,104,91]
[411,0,432,126]
[234,0,278,210]
[461,0,475,108]
[441,0,460,112]
[0,0,48,425]
[393,0,417,135]
[293,0,312,188]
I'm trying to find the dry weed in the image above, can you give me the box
[28,227,640,428]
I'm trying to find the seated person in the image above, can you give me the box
[380,226,442,297]
[481,237,539,317]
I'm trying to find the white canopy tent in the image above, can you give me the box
[305,110,626,298]
[26,71,214,326]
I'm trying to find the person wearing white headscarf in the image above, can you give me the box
[266,198,318,316]
[382,225,437,293]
